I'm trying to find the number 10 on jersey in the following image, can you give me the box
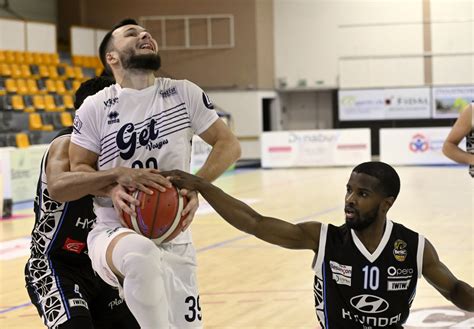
[362,265,380,290]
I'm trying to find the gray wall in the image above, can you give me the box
[0,0,57,23]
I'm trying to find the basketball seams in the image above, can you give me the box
[150,190,161,239]
[152,187,184,244]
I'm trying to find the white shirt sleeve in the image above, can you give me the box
[71,96,101,155]
[181,79,219,135]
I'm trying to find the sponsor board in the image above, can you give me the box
[339,88,431,121]
[261,129,371,168]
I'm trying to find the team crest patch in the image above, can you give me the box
[73,115,83,134]
[393,239,407,262]
[202,92,214,109]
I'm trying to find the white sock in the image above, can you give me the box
[112,233,169,329]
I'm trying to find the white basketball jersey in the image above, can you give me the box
[71,78,219,243]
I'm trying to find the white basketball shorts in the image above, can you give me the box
[87,223,203,329]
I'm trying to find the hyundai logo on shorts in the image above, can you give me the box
[350,294,389,314]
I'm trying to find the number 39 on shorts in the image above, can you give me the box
[185,295,202,322]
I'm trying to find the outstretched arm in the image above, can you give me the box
[165,169,321,250]
[442,104,473,165]
[422,238,474,311]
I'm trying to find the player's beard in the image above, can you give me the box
[345,205,379,231]
[121,49,161,71]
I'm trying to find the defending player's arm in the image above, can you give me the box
[197,119,241,182]
[166,169,320,250]
[442,104,474,165]
[422,238,474,311]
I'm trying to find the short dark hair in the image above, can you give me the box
[352,161,401,200]
[99,18,139,74]
[74,76,115,109]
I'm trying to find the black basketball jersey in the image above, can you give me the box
[312,220,424,329]
[27,127,96,265]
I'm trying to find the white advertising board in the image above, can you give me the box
[261,129,371,168]
[339,88,431,121]
[10,145,47,203]
[432,86,474,119]
[380,127,463,165]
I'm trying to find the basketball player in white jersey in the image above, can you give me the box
[443,103,474,177]
[26,76,169,329]
[164,162,474,328]
[69,19,241,329]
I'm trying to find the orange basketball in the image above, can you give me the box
[123,186,187,244]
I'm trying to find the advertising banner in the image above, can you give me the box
[261,129,371,168]
[339,88,431,121]
[380,127,464,165]
[10,145,47,202]
[432,86,474,119]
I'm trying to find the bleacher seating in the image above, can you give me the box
[0,50,104,147]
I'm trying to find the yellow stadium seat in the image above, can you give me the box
[65,66,76,79]
[72,80,81,92]
[45,79,57,93]
[33,53,43,65]
[82,56,93,68]
[5,51,15,63]
[73,67,84,80]
[55,80,67,95]
[50,53,60,66]
[39,65,49,78]
[14,51,25,64]
[44,94,56,111]
[0,63,12,77]
[16,79,29,95]
[16,133,30,148]
[60,111,74,126]
[63,94,74,110]
[0,51,5,63]
[20,64,31,79]
[5,79,17,93]
[29,113,43,130]
[29,113,53,131]
[11,95,25,111]
[10,64,22,78]
[72,55,84,66]
[24,52,34,64]
[27,79,39,94]
[41,53,51,65]
[33,95,45,111]
[48,66,59,79]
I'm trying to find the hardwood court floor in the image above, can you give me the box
[0,166,472,328]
